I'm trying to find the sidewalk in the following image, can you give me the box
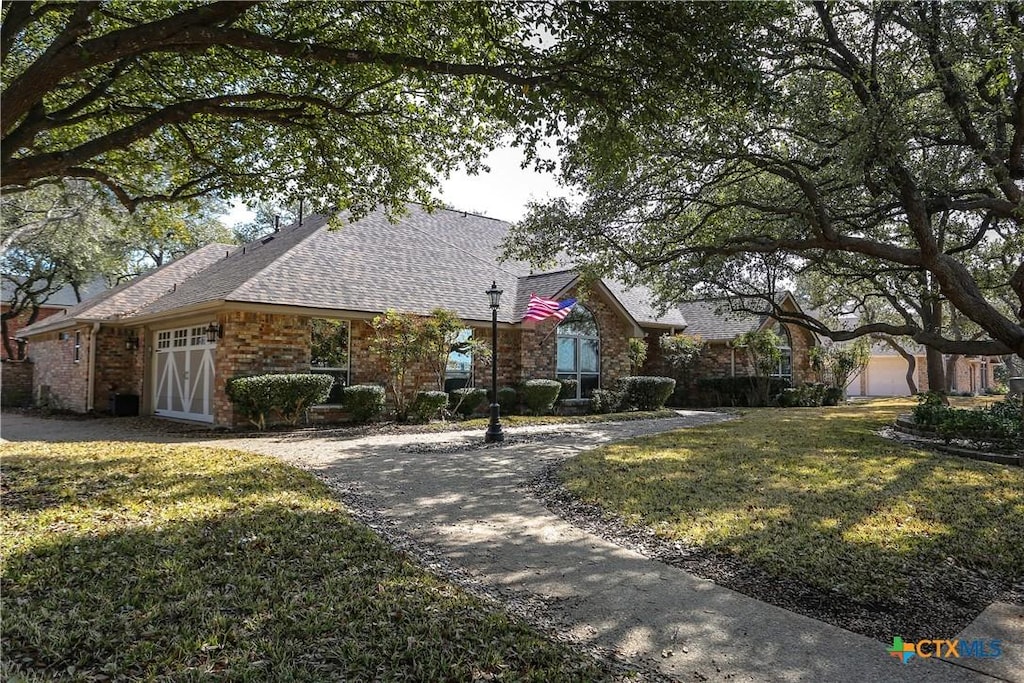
[2,411,1019,681]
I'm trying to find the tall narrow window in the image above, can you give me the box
[556,306,600,398]
[73,331,81,362]
[445,328,473,392]
[771,323,792,381]
[311,319,350,403]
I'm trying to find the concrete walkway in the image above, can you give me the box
[1,411,1019,682]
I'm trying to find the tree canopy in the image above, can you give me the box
[2,1,769,217]
[507,1,1024,359]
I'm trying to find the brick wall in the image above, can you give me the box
[518,285,633,390]
[93,328,144,410]
[0,359,33,406]
[213,311,312,426]
[29,327,92,411]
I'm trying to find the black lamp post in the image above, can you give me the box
[485,281,504,443]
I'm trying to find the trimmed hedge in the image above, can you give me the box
[497,386,519,415]
[449,387,488,417]
[409,390,448,423]
[226,373,333,429]
[589,389,620,414]
[696,376,791,407]
[618,376,676,411]
[343,384,386,423]
[557,378,578,401]
[521,379,561,415]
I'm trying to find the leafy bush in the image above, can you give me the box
[696,377,791,407]
[775,382,842,407]
[226,373,333,429]
[985,383,1010,395]
[343,384,386,423]
[520,379,562,415]
[409,390,448,423]
[913,394,1021,451]
[226,375,277,430]
[589,389,621,414]
[618,376,676,410]
[557,378,578,401]
[497,386,518,415]
[912,391,948,427]
[449,387,487,417]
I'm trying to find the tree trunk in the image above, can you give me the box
[877,335,919,395]
[926,346,946,394]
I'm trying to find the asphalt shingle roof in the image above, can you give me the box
[18,245,231,336]
[19,203,790,338]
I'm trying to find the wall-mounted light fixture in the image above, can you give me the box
[205,322,223,343]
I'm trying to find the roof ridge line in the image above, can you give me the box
[220,214,329,301]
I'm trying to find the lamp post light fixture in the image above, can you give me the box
[484,281,504,443]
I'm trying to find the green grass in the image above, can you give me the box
[559,398,1024,605]
[1,442,607,681]
[426,409,680,432]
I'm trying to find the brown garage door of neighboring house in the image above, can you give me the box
[153,325,216,422]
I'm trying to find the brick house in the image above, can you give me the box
[16,204,821,426]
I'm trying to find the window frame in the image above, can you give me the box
[73,331,81,363]
[310,318,351,403]
[770,323,793,381]
[555,305,601,399]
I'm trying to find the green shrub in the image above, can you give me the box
[557,378,578,401]
[589,389,621,414]
[696,377,791,407]
[776,382,839,408]
[409,390,448,423]
[226,375,277,430]
[985,383,1010,395]
[823,386,844,406]
[225,373,333,429]
[343,384,386,423]
[497,386,518,415]
[449,387,488,417]
[618,376,676,410]
[988,395,1022,421]
[936,409,1021,450]
[912,391,949,427]
[520,379,562,415]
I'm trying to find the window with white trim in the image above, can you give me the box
[556,306,600,398]
[770,323,793,381]
[445,328,474,391]
[73,331,81,362]
[310,319,350,403]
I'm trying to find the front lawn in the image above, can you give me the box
[557,398,1024,637]
[1,442,607,681]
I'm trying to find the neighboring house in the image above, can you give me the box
[17,204,821,426]
[844,341,999,397]
[1,278,107,359]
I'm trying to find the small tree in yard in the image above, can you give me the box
[659,333,704,401]
[628,338,648,374]
[370,308,481,421]
[735,329,783,406]
[811,339,871,396]
[370,310,425,421]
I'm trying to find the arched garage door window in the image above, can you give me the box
[556,306,600,398]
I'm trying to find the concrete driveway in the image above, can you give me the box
[1,411,1018,682]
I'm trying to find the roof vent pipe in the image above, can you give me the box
[298,198,304,226]
[274,215,280,232]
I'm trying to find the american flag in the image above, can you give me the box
[523,293,577,323]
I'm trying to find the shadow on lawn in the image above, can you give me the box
[2,502,605,682]
[0,448,314,515]
[559,408,1024,639]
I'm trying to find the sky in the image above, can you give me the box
[222,144,567,228]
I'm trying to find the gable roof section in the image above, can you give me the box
[135,205,533,323]
[676,292,797,341]
[17,244,231,337]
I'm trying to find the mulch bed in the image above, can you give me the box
[529,462,1024,643]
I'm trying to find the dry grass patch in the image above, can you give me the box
[1,442,608,681]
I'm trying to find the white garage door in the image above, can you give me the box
[153,326,216,422]
[866,357,911,396]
